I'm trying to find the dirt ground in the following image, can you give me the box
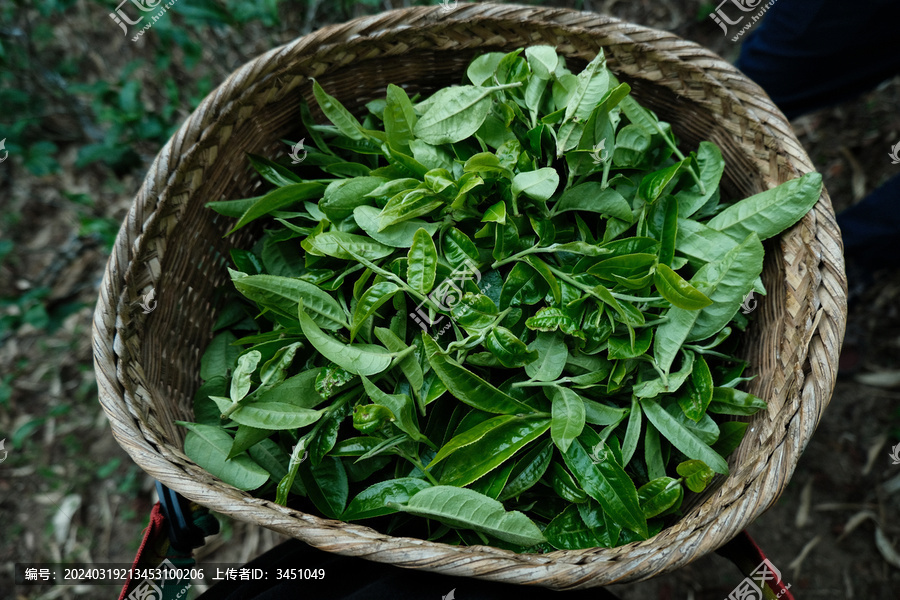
[2,1,900,599]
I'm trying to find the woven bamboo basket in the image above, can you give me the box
[92,3,847,589]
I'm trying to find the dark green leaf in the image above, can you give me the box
[407,229,438,295]
[621,396,641,466]
[653,233,764,373]
[554,183,633,221]
[434,414,550,486]
[351,282,401,341]
[309,231,394,261]
[638,159,688,203]
[498,439,553,501]
[211,395,324,430]
[653,264,712,310]
[319,177,387,221]
[524,307,585,340]
[708,387,768,415]
[583,400,628,426]
[247,154,304,187]
[482,200,507,224]
[442,228,481,269]
[562,437,648,538]
[677,355,714,421]
[312,80,375,142]
[637,477,682,518]
[200,332,239,380]
[484,326,538,368]
[711,421,750,457]
[564,50,610,123]
[423,335,533,414]
[248,439,306,496]
[512,168,559,202]
[674,142,724,217]
[607,328,653,359]
[361,376,429,445]
[384,83,418,151]
[374,327,425,409]
[228,425,271,460]
[640,398,728,474]
[298,455,349,519]
[544,505,609,550]
[546,462,586,503]
[343,478,431,520]
[227,183,324,235]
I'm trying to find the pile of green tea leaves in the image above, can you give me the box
[179,46,823,551]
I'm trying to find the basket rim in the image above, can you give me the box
[92,2,847,589]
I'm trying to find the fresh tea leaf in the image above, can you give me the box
[394,486,546,547]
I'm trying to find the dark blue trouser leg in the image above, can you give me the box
[734,0,900,271]
[835,175,900,271]
[735,0,900,120]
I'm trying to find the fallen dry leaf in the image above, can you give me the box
[856,370,900,389]
[788,535,822,577]
[837,510,877,541]
[875,528,900,570]
[795,479,813,527]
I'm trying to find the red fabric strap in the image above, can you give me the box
[716,530,794,600]
[118,502,169,600]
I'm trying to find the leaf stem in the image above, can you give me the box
[491,246,542,269]
[391,345,417,361]
[512,378,572,388]
[397,448,440,486]
[441,307,512,355]
[600,157,612,189]
[220,400,243,420]
[646,357,669,387]
[652,124,704,195]
[491,242,590,269]
[682,346,734,360]
[633,317,669,328]
[337,242,446,314]
[609,292,664,303]
[275,387,358,506]
[487,82,526,92]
